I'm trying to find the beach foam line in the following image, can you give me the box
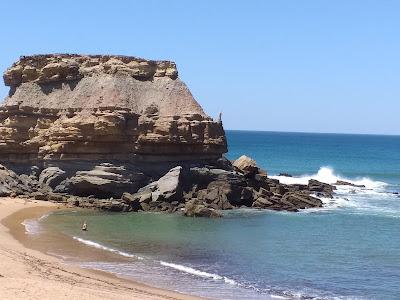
[160,261,237,285]
[72,236,143,260]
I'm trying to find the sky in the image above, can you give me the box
[0,1,399,135]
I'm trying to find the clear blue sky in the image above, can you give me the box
[1,1,399,134]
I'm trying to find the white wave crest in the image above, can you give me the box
[270,167,400,217]
[72,236,143,260]
[271,166,387,190]
[160,261,237,285]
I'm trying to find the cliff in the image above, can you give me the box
[0,54,327,216]
[1,54,227,163]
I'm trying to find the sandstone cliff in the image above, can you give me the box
[1,54,227,163]
[0,54,327,216]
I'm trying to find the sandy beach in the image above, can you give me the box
[0,197,201,300]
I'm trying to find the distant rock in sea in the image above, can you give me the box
[0,54,332,216]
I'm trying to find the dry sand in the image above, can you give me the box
[0,197,202,300]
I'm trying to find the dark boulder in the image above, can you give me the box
[0,164,33,196]
[308,179,335,198]
[39,167,68,190]
[187,167,245,190]
[335,180,365,188]
[278,173,293,177]
[281,192,323,209]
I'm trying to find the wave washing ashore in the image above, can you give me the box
[20,131,400,300]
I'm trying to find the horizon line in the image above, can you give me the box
[225,129,400,137]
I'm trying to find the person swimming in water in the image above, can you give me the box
[81,221,87,231]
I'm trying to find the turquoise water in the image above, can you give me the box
[37,131,400,299]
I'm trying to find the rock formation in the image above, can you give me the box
[0,54,332,216]
[1,54,226,161]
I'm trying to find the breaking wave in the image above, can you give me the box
[271,167,400,217]
[270,166,387,190]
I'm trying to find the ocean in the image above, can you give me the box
[29,131,400,299]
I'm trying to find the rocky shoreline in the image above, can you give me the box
[0,155,341,217]
[0,54,347,217]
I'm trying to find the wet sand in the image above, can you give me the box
[0,197,202,300]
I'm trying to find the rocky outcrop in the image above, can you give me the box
[0,54,227,201]
[0,155,333,216]
[0,54,227,164]
[0,54,333,216]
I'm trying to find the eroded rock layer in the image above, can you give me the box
[1,54,227,163]
[3,54,205,116]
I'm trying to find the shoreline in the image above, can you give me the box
[0,197,202,300]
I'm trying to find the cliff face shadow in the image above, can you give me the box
[67,81,78,91]
[39,80,79,95]
[8,86,16,97]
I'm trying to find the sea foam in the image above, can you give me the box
[271,167,400,217]
[73,236,237,286]
[270,166,387,190]
[160,261,237,285]
[72,236,143,259]
[22,219,41,234]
